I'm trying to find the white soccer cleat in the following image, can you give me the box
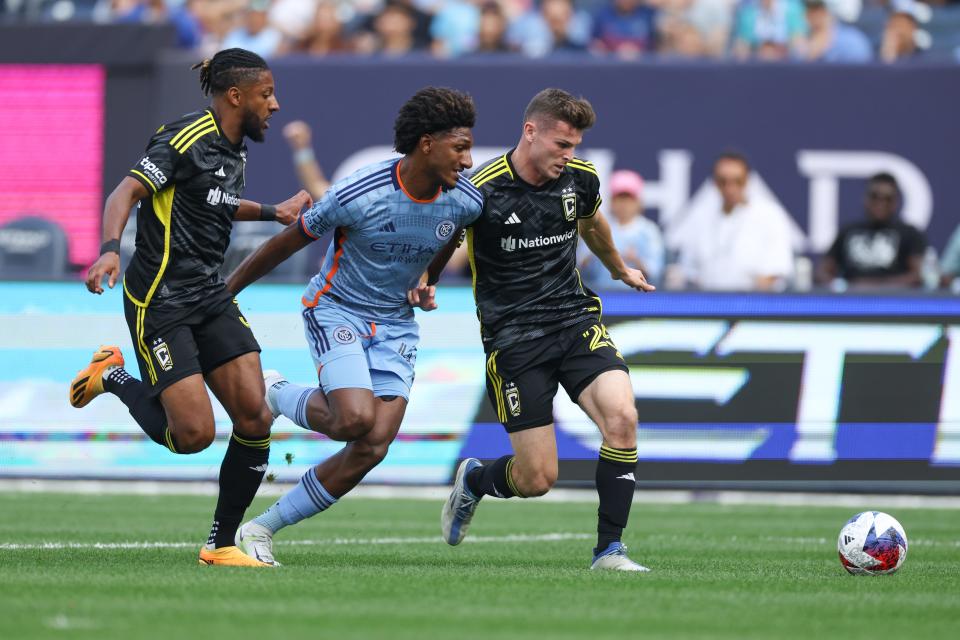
[263,370,288,419]
[590,542,650,572]
[235,521,281,566]
[441,458,483,546]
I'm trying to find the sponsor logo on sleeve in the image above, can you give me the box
[139,157,168,186]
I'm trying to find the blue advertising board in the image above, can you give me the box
[0,283,957,489]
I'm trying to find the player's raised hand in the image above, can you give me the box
[407,282,438,311]
[283,121,312,151]
[85,253,121,295]
[619,267,656,292]
[274,190,313,225]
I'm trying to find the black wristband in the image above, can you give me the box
[260,203,277,222]
[100,239,121,255]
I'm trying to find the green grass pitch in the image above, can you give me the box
[1,491,958,639]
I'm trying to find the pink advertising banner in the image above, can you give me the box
[0,64,104,268]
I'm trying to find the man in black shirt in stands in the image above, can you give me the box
[69,48,311,567]
[817,172,927,289]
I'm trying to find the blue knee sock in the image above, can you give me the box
[253,468,337,534]
[276,383,315,430]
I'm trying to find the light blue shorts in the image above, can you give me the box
[300,300,418,400]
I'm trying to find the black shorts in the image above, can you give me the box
[484,318,628,433]
[122,288,260,396]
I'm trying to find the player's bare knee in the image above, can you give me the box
[234,407,273,441]
[173,423,215,453]
[603,406,638,449]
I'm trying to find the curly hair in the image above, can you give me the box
[393,87,476,155]
[192,48,269,97]
[523,88,595,131]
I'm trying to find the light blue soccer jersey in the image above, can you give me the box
[298,158,483,320]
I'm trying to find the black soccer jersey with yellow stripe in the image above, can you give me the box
[125,108,246,310]
[467,150,603,351]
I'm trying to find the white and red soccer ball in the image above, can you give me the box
[838,511,908,575]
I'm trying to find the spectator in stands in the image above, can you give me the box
[657,19,708,58]
[676,152,794,291]
[732,0,808,60]
[299,1,352,55]
[940,224,960,291]
[354,0,424,55]
[816,173,927,289]
[508,0,592,57]
[269,0,319,43]
[113,0,203,49]
[591,0,658,59]
[431,0,481,57]
[222,0,284,59]
[656,0,735,59]
[476,1,512,53]
[802,0,872,62]
[282,121,330,200]
[880,0,930,62]
[356,0,433,53]
[580,169,664,289]
[755,38,791,59]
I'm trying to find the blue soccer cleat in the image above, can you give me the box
[441,458,483,545]
[590,542,650,572]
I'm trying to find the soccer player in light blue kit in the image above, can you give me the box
[224,87,482,565]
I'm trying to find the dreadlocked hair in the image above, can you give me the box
[393,87,476,155]
[191,48,269,97]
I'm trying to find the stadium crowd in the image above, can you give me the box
[3,0,960,63]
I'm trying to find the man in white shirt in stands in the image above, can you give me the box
[677,152,793,291]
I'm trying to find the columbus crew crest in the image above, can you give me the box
[505,382,521,417]
[152,339,173,371]
[561,184,577,222]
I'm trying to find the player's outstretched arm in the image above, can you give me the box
[235,190,313,225]
[226,222,311,294]
[86,177,148,295]
[579,211,655,292]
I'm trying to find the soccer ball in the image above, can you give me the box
[837,511,908,575]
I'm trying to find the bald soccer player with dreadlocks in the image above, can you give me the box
[69,48,313,567]
[222,87,482,566]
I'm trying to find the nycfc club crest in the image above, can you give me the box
[333,326,356,344]
[152,339,173,371]
[505,382,521,417]
[435,219,456,241]
[561,185,577,222]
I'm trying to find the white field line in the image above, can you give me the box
[3,479,960,509]
[0,532,591,551]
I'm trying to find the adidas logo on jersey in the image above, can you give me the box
[378,221,397,233]
[504,212,521,225]
[214,166,226,178]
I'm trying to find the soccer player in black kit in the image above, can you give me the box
[69,49,312,567]
[434,89,656,571]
